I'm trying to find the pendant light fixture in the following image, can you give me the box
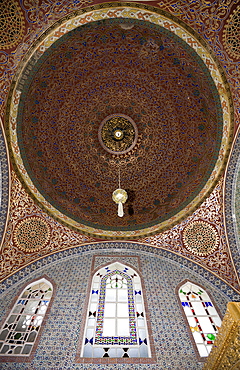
[112,166,128,217]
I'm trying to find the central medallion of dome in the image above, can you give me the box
[99,114,138,154]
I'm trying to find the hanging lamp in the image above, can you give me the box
[112,167,128,217]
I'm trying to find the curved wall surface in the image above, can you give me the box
[225,130,240,277]
[0,120,9,249]
[0,243,239,369]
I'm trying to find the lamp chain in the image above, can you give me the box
[118,166,121,189]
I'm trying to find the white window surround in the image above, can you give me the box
[81,262,151,358]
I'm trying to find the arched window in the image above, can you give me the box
[0,278,53,357]
[178,280,222,358]
[81,262,151,358]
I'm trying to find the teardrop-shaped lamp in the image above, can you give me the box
[112,188,128,217]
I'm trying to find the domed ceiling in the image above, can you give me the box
[7,5,233,239]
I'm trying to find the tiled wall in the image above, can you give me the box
[225,130,240,277]
[0,244,238,370]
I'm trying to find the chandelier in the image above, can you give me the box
[112,167,128,217]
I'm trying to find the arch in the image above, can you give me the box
[80,261,151,359]
[0,277,53,361]
[177,280,222,361]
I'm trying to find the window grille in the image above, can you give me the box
[0,278,53,356]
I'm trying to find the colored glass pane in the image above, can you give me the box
[179,281,221,358]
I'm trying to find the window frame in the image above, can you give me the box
[0,275,56,363]
[176,279,223,362]
[76,258,156,364]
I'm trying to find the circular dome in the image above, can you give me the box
[7,4,233,239]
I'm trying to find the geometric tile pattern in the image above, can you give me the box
[0,249,238,369]
[1,243,240,302]
[94,256,140,272]
[224,130,240,278]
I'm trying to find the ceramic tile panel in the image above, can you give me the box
[93,256,139,272]
[0,243,239,369]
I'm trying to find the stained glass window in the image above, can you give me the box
[0,278,53,357]
[81,262,150,358]
[179,281,222,358]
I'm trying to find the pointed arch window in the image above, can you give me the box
[81,262,151,358]
[0,278,53,357]
[178,280,222,358]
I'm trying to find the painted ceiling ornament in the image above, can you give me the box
[0,0,25,49]
[223,6,240,59]
[112,167,128,217]
[99,114,138,155]
[182,220,219,256]
[7,4,233,239]
[13,216,50,253]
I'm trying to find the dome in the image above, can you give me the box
[7,5,233,239]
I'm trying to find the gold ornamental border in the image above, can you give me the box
[203,302,240,370]
[6,2,234,240]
